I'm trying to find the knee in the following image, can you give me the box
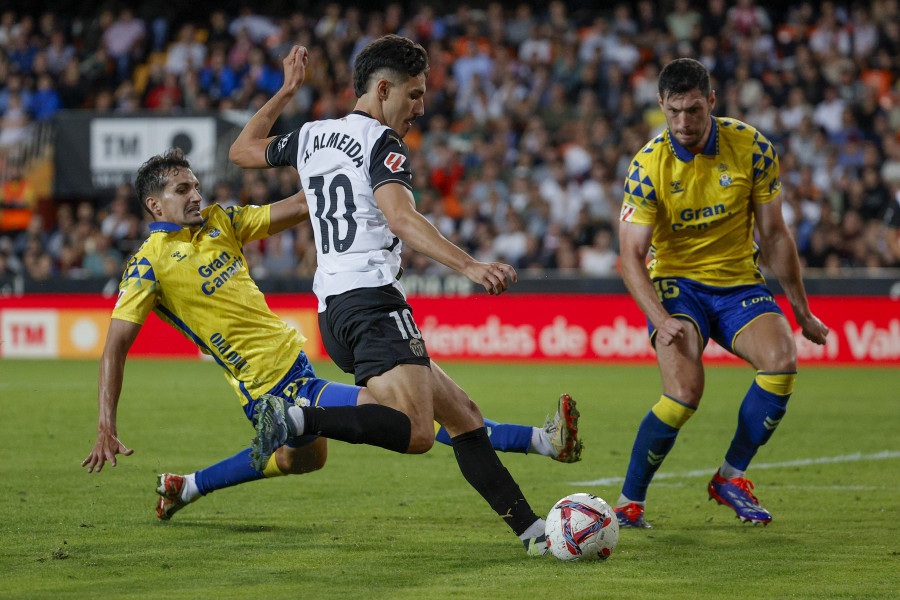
[407,427,435,454]
[439,393,483,433]
[754,335,798,372]
[664,383,703,407]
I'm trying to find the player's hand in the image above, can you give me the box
[281,45,308,94]
[655,316,687,347]
[464,261,517,295]
[797,312,829,345]
[81,433,134,473]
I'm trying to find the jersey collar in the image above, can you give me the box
[351,110,373,120]
[668,116,719,162]
[149,221,184,233]
[149,220,208,237]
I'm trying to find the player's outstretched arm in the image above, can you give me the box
[229,45,308,169]
[376,183,516,295]
[268,190,310,235]
[82,318,142,473]
[619,219,686,346]
[754,198,828,345]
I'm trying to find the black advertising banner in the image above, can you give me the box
[53,112,219,196]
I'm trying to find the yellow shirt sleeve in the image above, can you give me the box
[224,204,272,246]
[621,157,658,226]
[750,130,782,205]
[110,253,158,325]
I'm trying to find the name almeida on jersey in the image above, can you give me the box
[199,251,244,296]
[302,131,364,167]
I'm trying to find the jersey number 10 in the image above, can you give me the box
[309,174,358,253]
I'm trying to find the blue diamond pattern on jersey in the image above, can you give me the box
[752,131,777,182]
[625,165,657,204]
[122,256,156,290]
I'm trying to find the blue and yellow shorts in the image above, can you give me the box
[242,351,359,448]
[648,277,785,353]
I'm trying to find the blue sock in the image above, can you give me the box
[313,381,362,407]
[621,412,680,502]
[436,418,533,453]
[194,447,263,496]
[725,379,791,471]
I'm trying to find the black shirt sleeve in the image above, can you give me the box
[265,129,300,168]
[369,129,413,191]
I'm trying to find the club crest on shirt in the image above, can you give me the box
[670,180,684,194]
[384,152,406,173]
[409,338,425,357]
[208,228,221,238]
[719,173,732,187]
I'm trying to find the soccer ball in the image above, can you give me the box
[545,493,619,561]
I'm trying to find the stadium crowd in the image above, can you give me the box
[1,0,900,283]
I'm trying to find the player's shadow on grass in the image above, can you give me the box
[155,520,317,535]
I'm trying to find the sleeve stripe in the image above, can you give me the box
[373,178,413,191]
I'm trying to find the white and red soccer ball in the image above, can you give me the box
[545,493,619,561]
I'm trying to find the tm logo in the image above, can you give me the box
[171,251,188,262]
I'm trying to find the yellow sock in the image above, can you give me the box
[262,453,286,478]
[650,395,696,429]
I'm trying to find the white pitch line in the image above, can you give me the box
[651,483,900,491]
[571,450,900,487]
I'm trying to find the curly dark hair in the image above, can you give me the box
[658,58,711,100]
[134,148,192,215]
[352,34,428,98]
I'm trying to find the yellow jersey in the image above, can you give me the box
[620,117,782,286]
[112,204,306,404]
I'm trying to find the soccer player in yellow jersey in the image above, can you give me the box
[82,149,580,520]
[614,58,829,528]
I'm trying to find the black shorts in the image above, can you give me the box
[319,284,431,386]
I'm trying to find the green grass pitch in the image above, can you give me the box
[1,359,898,599]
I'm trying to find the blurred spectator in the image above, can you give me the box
[102,8,146,82]
[199,49,239,102]
[229,9,280,45]
[0,161,36,231]
[45,30,75,75]
[82,229,122,278]
[165,24,206,76]
[31,73,62,120]
[666,0,701,43]
[579,227,618,277]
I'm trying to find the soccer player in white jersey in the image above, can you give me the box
[230,36,573,555]
[81,149,580,521]
[615,58,828,529]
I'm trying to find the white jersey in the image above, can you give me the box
[266,111,413,311]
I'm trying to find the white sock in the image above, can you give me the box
[718,460,745,480]
[518,517,546,541]
[617,494,644,508]
[530,427,553,457]
[285,405,306,436]
[180,473,200,503]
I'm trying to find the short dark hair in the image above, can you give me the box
[134,148,192,215]
[353,34,428,98]
[658,58,710,99]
